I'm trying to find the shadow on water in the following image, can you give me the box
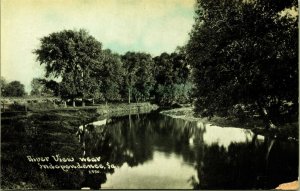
[190,135,298,189]
[1,111,298,189]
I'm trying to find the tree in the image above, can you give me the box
[170,50,190,85]
[94,49,124,104]
[121,52,155,103]
[30,78,44,96]
[1,76,7,96]
[153,51,191,105]
[153,53,174,85]
[34,29,103,106]
[3,81,26,97]
[39,79,61,96]
[187,0,298,128]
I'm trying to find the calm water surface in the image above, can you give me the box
[1,111,298,189]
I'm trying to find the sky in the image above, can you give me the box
[1,0,195,92]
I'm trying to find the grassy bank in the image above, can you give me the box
[160,107,263,128]
[2,101,159,116]
[160,107,298,140]
[1,108,100,190]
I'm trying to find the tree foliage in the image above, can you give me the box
[30,78,43,96]
[30,78,54,96]
[187,0,298,127]
[34,29,193,106]
[3,81,26,97]
[1,76,7,96]
[34,29,103,104]
[154,51,189,85]
[40,79,61,96]
[153,50,191,105]
[95,49,124,102]
[121,52,155,103]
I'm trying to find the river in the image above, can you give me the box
[1,111,298,189]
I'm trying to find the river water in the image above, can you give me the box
[1,111,298,189]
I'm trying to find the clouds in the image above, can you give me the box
[1,0,195,91]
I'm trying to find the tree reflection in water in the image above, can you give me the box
[191,132,298,189]
[1,111,298,189]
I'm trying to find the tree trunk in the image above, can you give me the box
[265,138,275,161]
[92,99,95,105]
[82,99,85,107]
[128,88,131,104]
[58,84,61,97]
[251,133,258,146]
[129,112,132,129]
[257,101,276,130]
[72,99,76,107]
[134,94,138,104]
[260,107,276,129]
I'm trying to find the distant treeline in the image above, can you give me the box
[1,31,192,107]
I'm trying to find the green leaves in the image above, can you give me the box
[153,51,191,105]
[187,0,298,123]
[121,52,155,102]
[34,29,103,101]
[3,81,26,97]
[95,50,123,102]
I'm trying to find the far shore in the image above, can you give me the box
[160,107,299,141]
[1,99,159,119]
[160,107,263,128]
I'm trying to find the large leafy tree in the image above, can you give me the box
[30,78,43,96]
[187,0,298,128]
[153,50,191,105]
[154,53,175,85]
[3,81,26,97]
[154,51,190,85]
[39,79,61,96]
[34,29,103,106]
[121,52,155,103]
[94,49,124,103]
[30,78,54,96]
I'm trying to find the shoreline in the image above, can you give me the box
[160,107,299,141]
[1,102,159,117]
[160,107,262,128]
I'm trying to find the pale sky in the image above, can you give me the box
[1,0,195,92]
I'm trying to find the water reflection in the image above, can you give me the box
[191,137,298,189]
[102,151,197,189]
[83,112,298,189]
[1,111,298,189]
[196,122,264,148]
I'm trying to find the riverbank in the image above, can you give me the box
[1,108,98,189]
[160,107,263,128]
[160,107,299,140]
[2,100,159,117]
